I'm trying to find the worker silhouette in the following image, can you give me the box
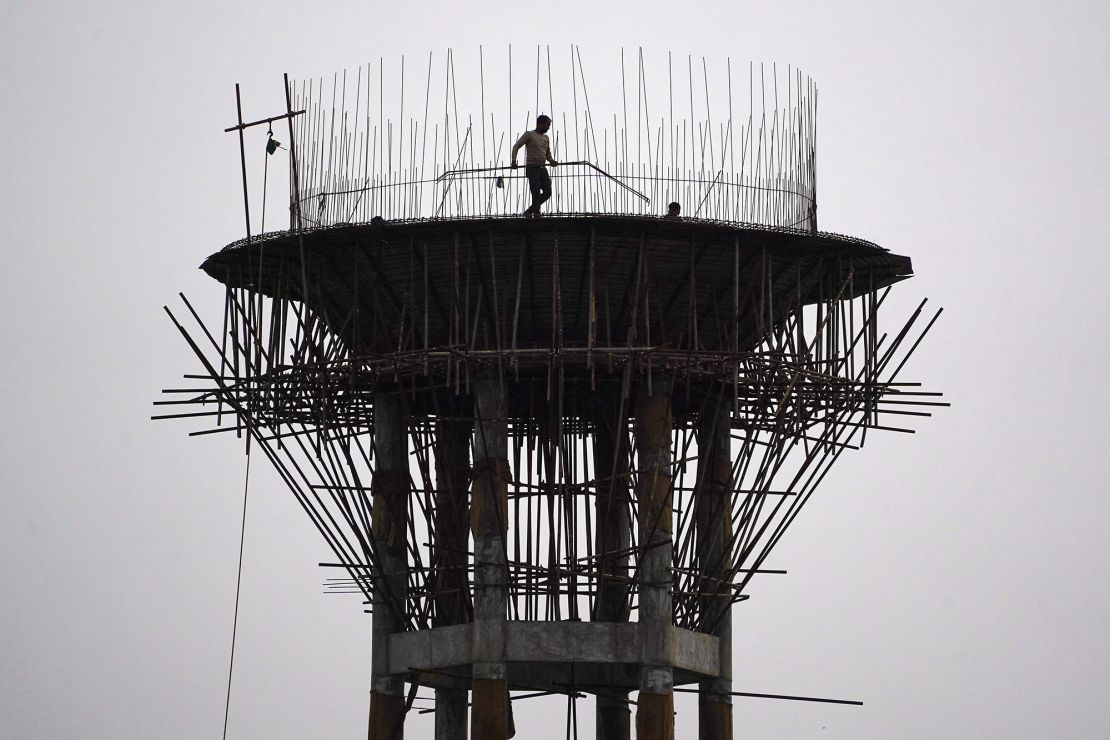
[511,115,558,217]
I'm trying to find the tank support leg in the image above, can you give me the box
[470,377,514,739]
[634,379,675,740]
[593,387,633,740]
[369,388,409,740]
[697,395,734,740]
[434,411,472,740]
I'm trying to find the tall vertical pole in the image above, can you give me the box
[233,84,252,243]
[283,73,304,231]
[370,388,409,739]
[592,387,632,740]
[697,393,734,740]
[470,376,514,739]
[634,377,675,740]
[434,410,472,740]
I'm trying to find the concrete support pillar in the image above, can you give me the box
[435,694,468,740]
[592,389,632,740]
[634,378,675,740]
[469,377,514,739]
[696,399,734,740]
[434,412,472,740]
[370,388,409,739]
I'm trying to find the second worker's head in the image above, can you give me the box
[536,115,552,133]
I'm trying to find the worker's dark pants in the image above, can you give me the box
[525,166,552,214]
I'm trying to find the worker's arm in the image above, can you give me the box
[510,132,529,167]
[546,137,558,166]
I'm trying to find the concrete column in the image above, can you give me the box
[696,401,734,740]
[469,377,514,739]
[434,412,472,740]
[370,388,409,739]
[592,389,632,740]
[435,695,468,740]
[634,378,675,740]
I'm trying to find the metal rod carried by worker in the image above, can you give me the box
[436,160,649,207]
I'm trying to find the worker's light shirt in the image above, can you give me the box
[512,130,552,166]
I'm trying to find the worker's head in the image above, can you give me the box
[667,201,681,217]
[536,115,552,133]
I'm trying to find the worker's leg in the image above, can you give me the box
[534,168,552,212]
[525,167,543,215]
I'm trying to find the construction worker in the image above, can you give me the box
[664,201,681,219]
[511,115,558,217]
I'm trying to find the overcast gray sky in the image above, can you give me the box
[3,1,1108,738]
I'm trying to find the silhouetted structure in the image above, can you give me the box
[159,48,942,740]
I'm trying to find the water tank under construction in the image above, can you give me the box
[159,48,943,739]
